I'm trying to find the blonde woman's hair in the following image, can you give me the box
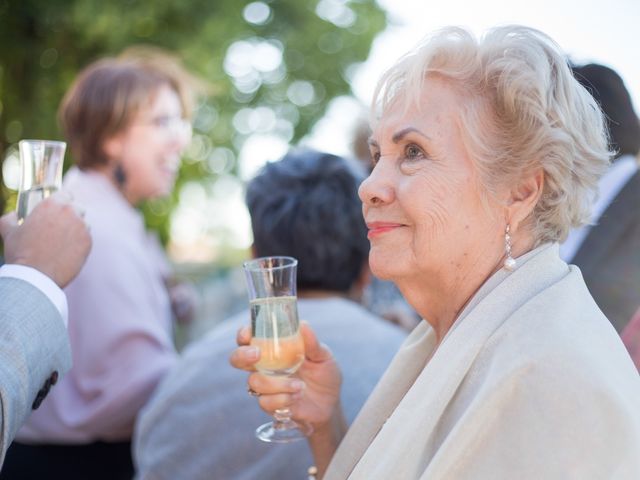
[372,25,611,244]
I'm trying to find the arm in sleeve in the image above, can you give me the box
[0,277,71,464]
[0,264,68,326]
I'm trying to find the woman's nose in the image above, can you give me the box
[358,162,394,206]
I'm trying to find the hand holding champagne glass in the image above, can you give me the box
[17,139,66,222]
[243,256,312,443]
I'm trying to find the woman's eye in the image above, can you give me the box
[405,144,424,160]
[370,151,381,166]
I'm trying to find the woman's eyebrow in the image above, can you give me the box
[392,127,431,143]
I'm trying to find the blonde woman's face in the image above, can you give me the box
[109,84,191,204]
[359,76,504,288]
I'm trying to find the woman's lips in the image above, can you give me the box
[366,222,403,238]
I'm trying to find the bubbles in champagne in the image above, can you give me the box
[250,296,304,376]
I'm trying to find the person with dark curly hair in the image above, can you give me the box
[133,149,406,480]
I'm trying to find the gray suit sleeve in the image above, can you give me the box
[0,277,72,465]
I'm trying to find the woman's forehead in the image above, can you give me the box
[135,84,181,116]
[370,84,462,141]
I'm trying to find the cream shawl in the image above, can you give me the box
[325,244,640,479]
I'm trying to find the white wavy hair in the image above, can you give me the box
[372,25,611,244]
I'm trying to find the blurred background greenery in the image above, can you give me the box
[0,0,386,269]
[0,0,389,341]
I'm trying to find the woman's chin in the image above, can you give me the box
[369,257,401,282]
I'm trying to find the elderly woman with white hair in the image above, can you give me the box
[231,25,640,479]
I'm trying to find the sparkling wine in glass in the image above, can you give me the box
[243,256,313,443]
[17,140,66,222]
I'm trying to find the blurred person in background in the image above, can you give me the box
[563,62,640,333]
[0,196,91,467]
[133,149,407,480]
[232,26,640,479]
[1,48,204,479]
[622,307,640,371]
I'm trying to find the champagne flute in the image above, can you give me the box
[243,256,313,443]
[17,139,66,222]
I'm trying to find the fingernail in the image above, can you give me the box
[290,379,304,391]
[247,347,260,360]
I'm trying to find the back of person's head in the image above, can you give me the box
[571,63,640,159]
[59,47,202,170]
[246,149,368,293]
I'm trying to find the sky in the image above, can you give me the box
[307,0,640,157]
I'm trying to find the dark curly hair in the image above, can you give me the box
[246,149,368,292]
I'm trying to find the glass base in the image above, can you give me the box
[256,418,313,443]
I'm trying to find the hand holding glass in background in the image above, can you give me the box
[17,139,66,222]
[243,256,312,443]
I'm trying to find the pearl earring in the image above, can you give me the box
[504,224,516,271]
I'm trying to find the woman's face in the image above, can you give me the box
[360,76,504,289]
[108,84,191,204]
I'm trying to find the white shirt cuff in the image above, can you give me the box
[0,264,68,327]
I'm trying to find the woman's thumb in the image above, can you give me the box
[300,321,333,363]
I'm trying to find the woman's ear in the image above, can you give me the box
[507,169,544,231]
[102,134,124,161]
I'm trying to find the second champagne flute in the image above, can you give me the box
[243,256,313,443]
[17,139,66,222]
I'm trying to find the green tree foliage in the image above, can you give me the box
[0,0,386,244]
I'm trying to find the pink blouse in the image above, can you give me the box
[18,167,177,443]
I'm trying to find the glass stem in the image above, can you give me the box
[273,408,293,427]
